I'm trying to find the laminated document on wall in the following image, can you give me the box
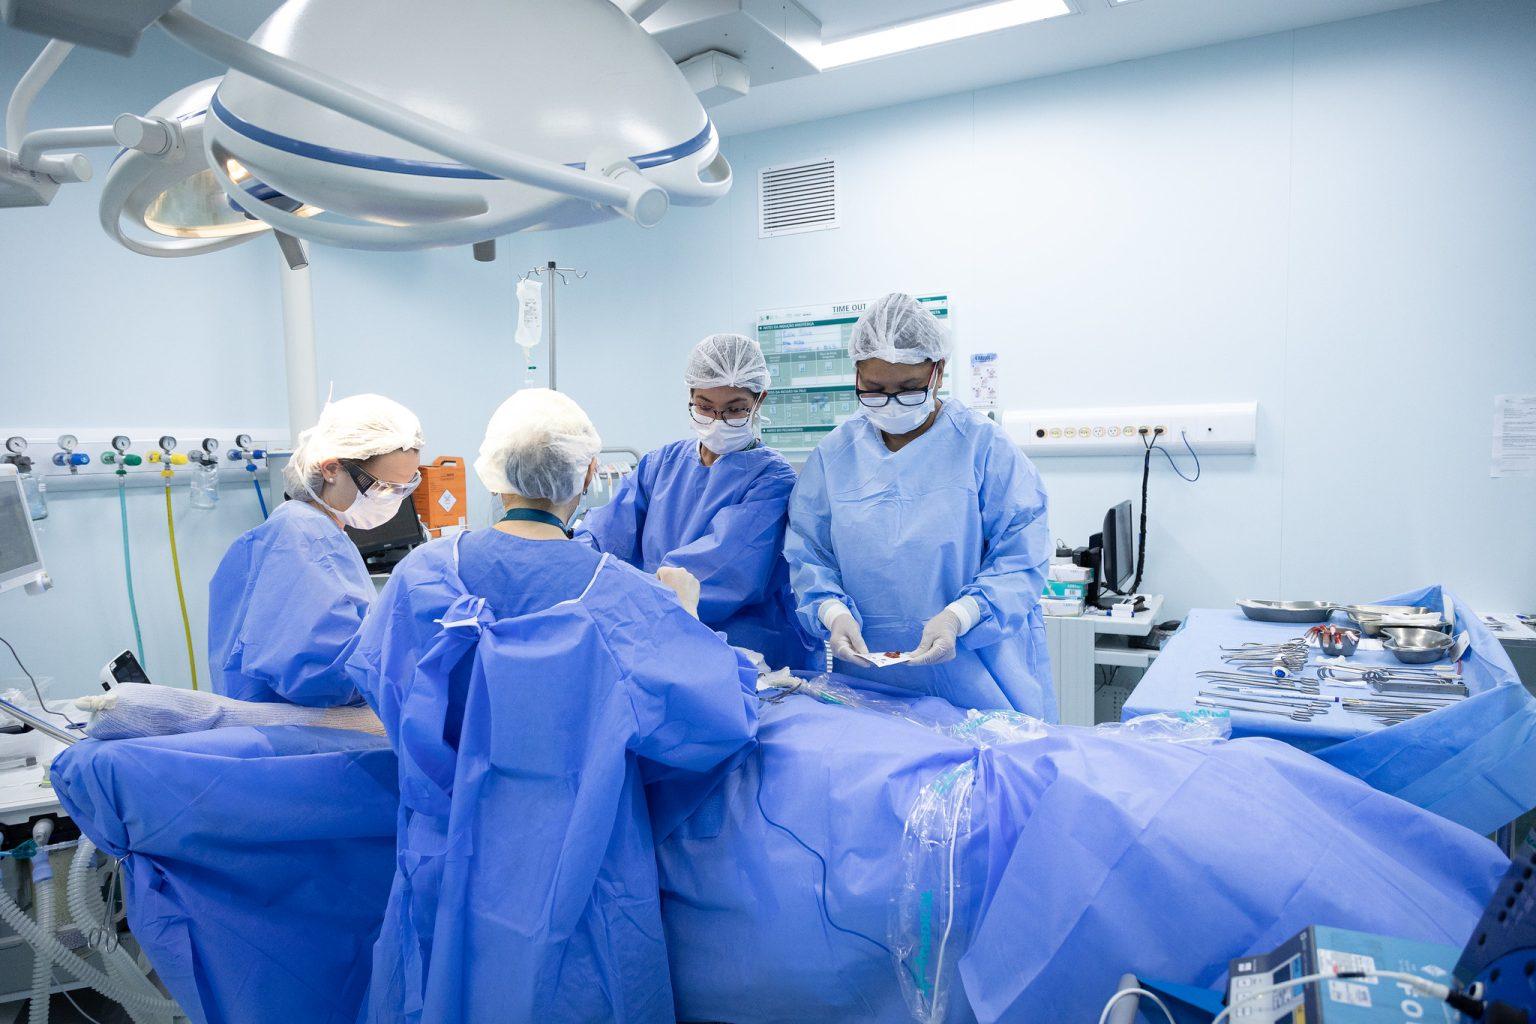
[755,294,949,454]
[1491,394,1536,478]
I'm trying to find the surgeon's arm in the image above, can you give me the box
[661,465,795,622]
[239,548,368,706]
[954,436,1051,651]
[784,448,854,639]
[624,584,758,773]
[571,455,650,564]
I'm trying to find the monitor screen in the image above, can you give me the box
[0,470,43,590]
[344,498,426,558]
[1101,500,1135,593]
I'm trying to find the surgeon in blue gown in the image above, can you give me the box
[208,394,423,705]
[786,294,1055,717]
[576,333,817,670]
[349,388,758,1024]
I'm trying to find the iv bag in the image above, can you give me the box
[516,278,544,349]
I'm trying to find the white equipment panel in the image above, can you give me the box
[1004,402,1257,456]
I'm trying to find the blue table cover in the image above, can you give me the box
[1123,585,1536,834]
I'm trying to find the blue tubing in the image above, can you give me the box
[118,480,146,666]
[253,476,269,519]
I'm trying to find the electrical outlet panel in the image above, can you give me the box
[1003,402,1258,457]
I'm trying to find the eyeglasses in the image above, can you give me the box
[688,403,755,428]
[340,459,421,500]
[855,368,938,408]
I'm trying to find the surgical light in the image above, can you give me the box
[176,0,732,251]
[6,0,732,253]
[804,0,1074,70]
[98,79,291,257]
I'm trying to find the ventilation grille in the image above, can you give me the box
[759,158,838,238]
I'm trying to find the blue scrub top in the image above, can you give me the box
[786,400,1055,717]
[349,529,759,1024]
[575,439,817,670]
[207,499,371,706]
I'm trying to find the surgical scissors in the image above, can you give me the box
[1219,639,1310,677]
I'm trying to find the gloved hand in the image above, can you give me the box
[826,611,870,664]
[657,566,702,619]
[907,609,963,667]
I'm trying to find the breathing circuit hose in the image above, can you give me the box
[0,848,182,1018]
[29,840,53,1024]
[117,480,146,667]
[161,479,198,690]
[68,839,171,1024]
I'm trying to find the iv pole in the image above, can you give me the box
[521,261,587,391]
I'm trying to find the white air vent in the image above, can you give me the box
[759,158,838,238]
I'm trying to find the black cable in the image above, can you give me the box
[1152,430,1201,482]
[753,748,921,986]
[1129,434,1153,594]
[0,634,81,725]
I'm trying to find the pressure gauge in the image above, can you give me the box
[200,437,220,455]
[112,435,132,454]
[57,434,78,452]
[4,437,26,456]
[234,433,253,450]
[158,435,177,453]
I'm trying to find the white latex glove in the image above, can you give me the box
[657,566,702,619]
[907,609,963,667]
[826,611,869,664]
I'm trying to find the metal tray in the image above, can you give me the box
[1237,600,1334,624]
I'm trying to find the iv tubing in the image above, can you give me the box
[162,480,198,690]
[117,481,146,666]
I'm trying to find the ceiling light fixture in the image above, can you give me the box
[806,0,1074,70]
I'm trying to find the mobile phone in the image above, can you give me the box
[99,650,153,691]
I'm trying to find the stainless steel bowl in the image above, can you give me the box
[1344,604,1436,618]
[1348,611,1448,637]
[1382,629,1453,664]
[1237,600,1334,624]
[1380,627,1454,649]
[1319,631,1359,656]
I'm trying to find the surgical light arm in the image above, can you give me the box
[5,38,183,185]
[154,4,669,230]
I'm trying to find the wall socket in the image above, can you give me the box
[1002,402,1258,456]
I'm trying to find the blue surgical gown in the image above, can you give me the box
[576,440,817,671]
[348,529,758,1024]
[208,499,370,706]
[786,401,1055,717]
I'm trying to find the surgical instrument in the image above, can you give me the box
[1195,696,1317,722]
[1219,639,1310,677]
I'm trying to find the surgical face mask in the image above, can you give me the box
[305,478,405,531]
[691,415,758,455]
[858,368,937,435]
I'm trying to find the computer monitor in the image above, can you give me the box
[1100,499,1135,595]
[0,466,47,596]
[344,497,427,574]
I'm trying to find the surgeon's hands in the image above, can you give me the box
[907,609,963,667]
[826,610,870,664]
[657,566,702,619]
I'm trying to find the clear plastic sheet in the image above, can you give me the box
[891,759,977,1024]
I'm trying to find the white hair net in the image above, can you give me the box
[684,333,771,392]
[282,394,424,495]
[474,388,601,504]
[847,292,951,365]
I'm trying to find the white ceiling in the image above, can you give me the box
[5,0,1448,141]
[707,0,1446,135]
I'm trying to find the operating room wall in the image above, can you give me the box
[1,0,1533,698]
